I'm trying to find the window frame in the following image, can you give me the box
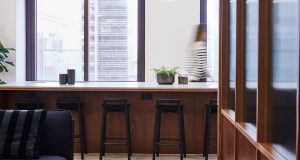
[26,0,145,82]
[200,0,207,23]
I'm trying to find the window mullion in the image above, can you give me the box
[84,0,89,81]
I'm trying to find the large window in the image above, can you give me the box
[28,0,145,81]
[37,0,84,81]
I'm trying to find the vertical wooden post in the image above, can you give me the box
[235,0,246,123]
[218,0,230,159]
[256,0,272,144]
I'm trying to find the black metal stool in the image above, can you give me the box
[152,99,186,160]
[203,99,217,159]
[15,96,43,110]
[99,98,132,160]
[56,97,87,160]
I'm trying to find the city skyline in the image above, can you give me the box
[37,0,138,81]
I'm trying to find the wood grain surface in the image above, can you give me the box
[1,90,217,154]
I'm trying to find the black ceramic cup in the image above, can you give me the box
[59,74,68,84]
[67,69,75,84]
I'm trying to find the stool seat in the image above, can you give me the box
[57,103,84,111]
[57,97,83,110]
[15,96,43,110]
[153,99,186,160]
[100,98,132,160]
[102,104,131,112]
[56,97,87,160]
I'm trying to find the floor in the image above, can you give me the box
[74,153,217,160]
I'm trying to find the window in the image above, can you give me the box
[27,0,145,81]
[36,0,84,81]
[207,0,219,81]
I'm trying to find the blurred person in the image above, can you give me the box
[184,24,209,82]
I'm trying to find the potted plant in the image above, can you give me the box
[0,42,15,84]
[152,66,179,85]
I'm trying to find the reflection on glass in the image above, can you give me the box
[269,0,298,159]
[37,0,84,81]
[244,0,258,126]
[228,0,236,111]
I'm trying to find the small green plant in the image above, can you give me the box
[152,66,179,77]
[0,41,15,84]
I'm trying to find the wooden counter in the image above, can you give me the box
[0,81,217,92]
[0,82,218,154]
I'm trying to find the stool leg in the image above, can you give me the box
[203,106,209,157]
[178,108,184,160]
[152,108,159,160]
[79,106,88,154]
[156,111,161,157]
[99,108,107,160]
[180,108,186,157]
[125,106,132,159]
[78,107,85,160]
[204,106,212,158]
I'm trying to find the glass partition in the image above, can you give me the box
[228,0,237,111]
[268,0,298,159]
[244,0,259,126]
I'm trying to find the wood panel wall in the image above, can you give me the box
[219,0,299,159]
[221,117,235,160]
[236,131,256,160]
[1,90,217,154]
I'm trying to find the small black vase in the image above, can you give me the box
[156,74,175,85]
[59,74,68,84]
[67,69,75,84]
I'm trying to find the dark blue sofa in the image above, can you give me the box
[38,110,73,160]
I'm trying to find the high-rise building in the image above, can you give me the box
[37,0,137,81]
[89,0,137,81]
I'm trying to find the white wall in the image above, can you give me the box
[145,0,200,82]
[0,0,16,83]
[1,0,200,82]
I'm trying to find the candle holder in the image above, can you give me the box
[67,69,75,84]
[59,74,68,84]
[178,76,188,85]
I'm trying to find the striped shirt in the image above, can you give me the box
[184,41,208,81]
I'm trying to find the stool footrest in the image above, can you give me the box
[158,138,180,141]
[104,142,127,145]
[106,137,127,140]
[156,143,180,146]
[74,140,81,143]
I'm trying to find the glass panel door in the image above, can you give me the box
[268,0,298,159]
[244,0,259,126]
[228,0,237,111]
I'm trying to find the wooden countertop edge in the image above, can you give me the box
[0,87,218,92]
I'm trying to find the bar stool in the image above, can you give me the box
[56,97,87,160]
[15,96,43,110]
[203,99,217,159]
[152,99,186,160]
[99,98,132,160]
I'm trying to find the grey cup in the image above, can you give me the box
[67,69,75,84]
[59,74,68,84]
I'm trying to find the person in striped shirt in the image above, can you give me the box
[184,24,208,82]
